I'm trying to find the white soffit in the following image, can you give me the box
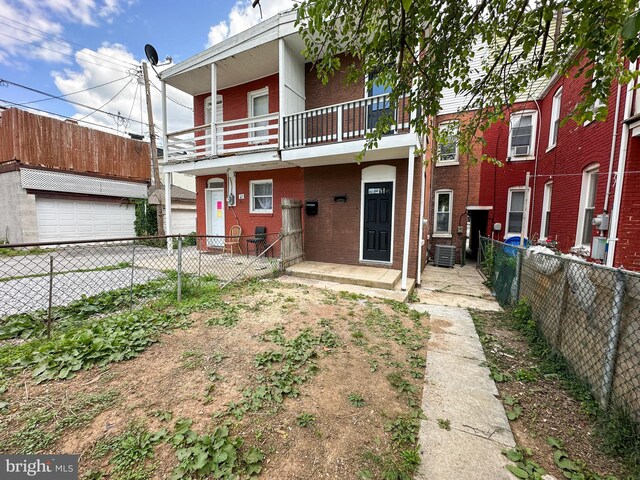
[20,168,147,199]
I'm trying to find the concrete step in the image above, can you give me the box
[286,261,401,290]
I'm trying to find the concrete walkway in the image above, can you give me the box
[411,265,516,480]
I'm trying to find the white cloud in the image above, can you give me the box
[0,0,129,66]
[206,0,296,47]
[52,43,194,141]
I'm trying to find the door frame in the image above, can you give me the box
[359,164,396,264]
[205,179,225,247]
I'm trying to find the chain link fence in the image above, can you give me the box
[478,237,640,429]
[0,233,283,326]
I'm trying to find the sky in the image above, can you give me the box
[0,0,295,139]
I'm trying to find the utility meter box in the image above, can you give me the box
[592,236,607,260]
[592,213,610,231]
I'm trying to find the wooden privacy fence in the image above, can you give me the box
[281,198,303,269]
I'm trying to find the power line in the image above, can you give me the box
[11,75,132,107]
[0,31,128,73]
[78,78,134,121]
[0,98,142,136]
[151,82,193,111]
[0,20,138,71]
[126,80,140,129]
[1,78,149,127]
[0,13,139,69]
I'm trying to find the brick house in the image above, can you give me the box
[159,10,426,289]
[429,57,640,270]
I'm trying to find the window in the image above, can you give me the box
[507,188,527,236]
[250,180,273,213]
[434,190,453,236]
[576,165,599,246]
[540,182,553,239]
[248,88,269,141]
[367,71,393,130]
[437,122,459,164]
[204,95,223,148]
[585,79,605,125]
[508,111,537,160]
[548,88,562,149]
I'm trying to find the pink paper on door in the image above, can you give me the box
[217,201,222,209]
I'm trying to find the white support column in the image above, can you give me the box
[278,38,285,150]
[211,62,217,156]
[401,146,416,291]
[161,80,168,165]
[165,171,172,253]
[416,155,426,286]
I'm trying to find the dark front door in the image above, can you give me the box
[363,182,393,262]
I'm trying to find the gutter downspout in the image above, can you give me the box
[161,80,172,254]
[416,147,427,286]
[401,145,416,291]
[606,60,637,267]
[604,77,623,213]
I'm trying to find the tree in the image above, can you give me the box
[295,0,640,162]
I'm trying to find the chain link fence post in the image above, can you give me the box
[47,255,54,338]
[177,235,183,302]
[129,239,137,310]
[515,248,524,303]
[601,269,626,409]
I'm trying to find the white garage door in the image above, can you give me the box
[171,208,196,235]
[36,197,135,242]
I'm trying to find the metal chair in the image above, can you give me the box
[246,226,267,256]
[223,225,243,255]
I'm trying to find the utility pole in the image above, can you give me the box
[142,61,165,235]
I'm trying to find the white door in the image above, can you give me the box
[205,188,225,247]
[205,95,223,151]
[36,197,135,242]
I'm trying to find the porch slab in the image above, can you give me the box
[277,274,414,303]
[285,261,401,290]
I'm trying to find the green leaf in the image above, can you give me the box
[546,436,563,449]
[506,464,530,478]
[622,12,639,40]
[402,0,412,12]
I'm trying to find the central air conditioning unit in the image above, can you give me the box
[511,145,530,157]
[434,245,456,268]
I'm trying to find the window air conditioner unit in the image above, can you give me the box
[434,245,456,268]
[511,145,530,156]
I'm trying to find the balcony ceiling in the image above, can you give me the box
[164,40,280,96]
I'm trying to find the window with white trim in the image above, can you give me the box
[434,190,453,236]
[576,165,599,246]
[548,88,562,149]
[437,122,459,164]
[585,79,606,125]
[508,111,537,160]
[248,88,269,142]
[540,181,553,239]
[250,180,273,213]
[506,187,526,236]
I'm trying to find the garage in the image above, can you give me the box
[36,197,135,242]
[171,207,196,235]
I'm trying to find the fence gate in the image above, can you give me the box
[281,198,303,269]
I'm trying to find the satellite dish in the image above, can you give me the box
[144,44,159,66]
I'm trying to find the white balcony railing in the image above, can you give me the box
[282,94,410,149]
[165,112,279,162]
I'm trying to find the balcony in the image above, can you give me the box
[282,94,411,150]
[165,113,279,162]
[163,94,413,165]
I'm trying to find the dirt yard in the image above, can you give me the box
[0,279,430,479]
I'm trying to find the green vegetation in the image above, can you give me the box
[348,393,365,408]
[0,262,132,283]
[0,246,51,257]
[296,413,316,427]
[437,418,451,431]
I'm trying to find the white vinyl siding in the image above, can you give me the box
[434,190,453,236]
[250,180,273,213]
[548,88,562,149]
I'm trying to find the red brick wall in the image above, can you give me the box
[426,112,483,263]
[303,157,422,278]
[479,64,638,269]
[305,54,364,110]
[195,167,304,241]
[193,74,280,150]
